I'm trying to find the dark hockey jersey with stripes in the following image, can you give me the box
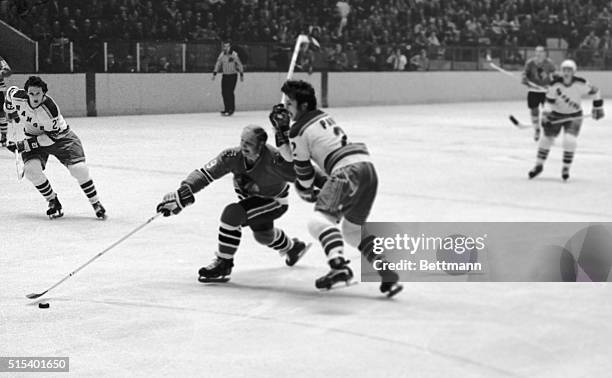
[181,144,296,202]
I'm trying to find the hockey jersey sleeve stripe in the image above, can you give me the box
[323,143,369,174]
[294,160,315,187]
[181,169,214,193]
[199,168,214,183]
[41,97,60,118]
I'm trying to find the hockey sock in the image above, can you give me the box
[536,136,553,165]
[0,121,7,136]
[562,134,577,169]
[67,163,100,204]
[79,180,100,204]
[318,226,344,261]
[358,235,383,263]
[267,228,294,255]
[35,180,57,201]
[536,148,549,165]
[216,221,242,259]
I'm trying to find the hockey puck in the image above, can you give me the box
[38,302,50,309]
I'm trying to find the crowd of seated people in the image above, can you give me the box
[2,0,612,72]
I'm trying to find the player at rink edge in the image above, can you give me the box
[521,45,556,142]
[4,76,106,219]
[269,80,403,297]
[0,55,12,146]
[156,124,311,282]
[528,59,604,181]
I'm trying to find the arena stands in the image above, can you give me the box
[2,0,612,72]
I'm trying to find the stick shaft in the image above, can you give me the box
[281,34,307,103]
[489,62,547,91]
[31,213,162,298]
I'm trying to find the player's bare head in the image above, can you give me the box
[222,39,231,53]
[240,124,267,162]
[534,46,546,61]
[24,76,48,106]
[281,80,317,120]
[560,59,577,80]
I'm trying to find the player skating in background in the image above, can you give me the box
[269,80,402,297]
[4,76,106,219]
[156,124,310,282]
[528,60,604,181]
[522,46,556,141]
[0,55,11,146]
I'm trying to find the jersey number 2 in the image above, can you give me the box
[320,118,348,146]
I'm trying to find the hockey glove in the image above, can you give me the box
[156,185,195,216]
[295,181,319,203]
[7,111,20,123]
[592,99,605,120]
[6,138,40,153]
[269,104,291,146]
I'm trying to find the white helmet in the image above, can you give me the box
[560,59,577,72]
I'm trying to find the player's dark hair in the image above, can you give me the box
[24,76,48,93]
[281,80,317,111]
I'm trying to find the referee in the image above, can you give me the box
[213,40,244,116]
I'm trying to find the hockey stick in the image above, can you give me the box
[7,119,24,180]
[280,34,320,103]
[509,114,592,129]
[26,213,163,299]
[485,54,547,92]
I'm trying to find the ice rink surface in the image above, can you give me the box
[1,101,612,377]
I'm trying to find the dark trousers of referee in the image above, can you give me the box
[221,74,238,114]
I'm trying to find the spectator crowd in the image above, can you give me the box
[2,0,612,72]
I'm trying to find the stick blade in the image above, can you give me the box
[509,115,519,125]
[26,292,43,299]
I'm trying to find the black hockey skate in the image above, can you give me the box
[285,239,311,267]
[528,164,543,179]
[46,196,63,219]
[198,257,234,283]
[0,133,6,147]
[315,257,354,290]
[562,167,570,181]
[92,201,107,219]
[378,265,403,298]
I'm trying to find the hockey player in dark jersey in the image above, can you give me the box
[269,80,402,297]
[156,125,310,282]
[522,46,556,141]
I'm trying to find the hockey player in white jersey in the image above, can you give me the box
[4,76,106,219]
[269,80,402,297]
[528,60,604,181]
[0,55,11,146]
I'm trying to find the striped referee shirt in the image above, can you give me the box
[214,51,244,75]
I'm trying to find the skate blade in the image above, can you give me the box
[320,280,359,291]
[198,276,230,283]
[48,212,64,219]
[384,283,404,298]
